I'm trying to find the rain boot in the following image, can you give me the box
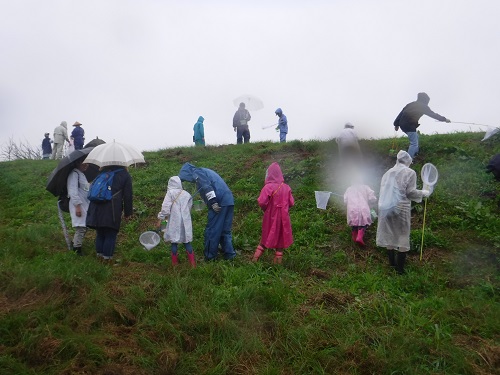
[396,251,407,275]
[171,253,179,265]
[73,246,83,256]
[252,245,265,262]
[187,251,196,268]
[351,228,358,242]
[355,227,366,246]
[387,250,396,271]
[273,251,283,264]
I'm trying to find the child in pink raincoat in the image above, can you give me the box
[344,179,377,246]
[252,162,295,264]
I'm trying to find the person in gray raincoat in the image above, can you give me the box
[376,150,429,274]
[179,162,237,261]
[52,121,70,160]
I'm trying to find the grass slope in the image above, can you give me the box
[0,133,499,375]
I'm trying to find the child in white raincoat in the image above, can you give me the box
[67,160,90,255]
[376,150,430,274]
[157,176,196,267]
[343,177,377,246]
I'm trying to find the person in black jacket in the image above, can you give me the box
[394,93,451,158]
[86,166,133,263]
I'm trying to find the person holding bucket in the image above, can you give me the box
[252,162,295,264]
[157,176,196,267]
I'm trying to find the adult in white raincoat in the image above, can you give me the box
[67,160,90,255]
[157,176,196,267]
[336,122,361,163]
[376,150,429,274]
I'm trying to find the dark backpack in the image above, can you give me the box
[88,169,123,202]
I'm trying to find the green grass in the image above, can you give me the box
[0,132,499,374]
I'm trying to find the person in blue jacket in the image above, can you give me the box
[275,108,288,143]
[193,116,205,146]
[71,121,85,150]
[179,162,237,261]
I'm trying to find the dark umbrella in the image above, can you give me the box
[84,137,106,149]
[46,147,95,197]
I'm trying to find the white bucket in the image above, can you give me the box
[139,231,161,251]
[315,191,331,210]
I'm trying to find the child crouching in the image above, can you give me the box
[157,176,196,267]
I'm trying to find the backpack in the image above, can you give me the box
[88,169,123,202]
[58,192,70,212]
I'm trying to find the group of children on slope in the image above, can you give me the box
[155,160,380,268]
[156,162,295,267]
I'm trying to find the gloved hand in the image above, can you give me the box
[421,189,430,198]
[209,198,221,213]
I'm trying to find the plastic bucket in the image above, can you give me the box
[315,191,331,210]
[193,200,205,211]
[139,231,161,251]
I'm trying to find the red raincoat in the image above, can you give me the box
[258,162,295,249]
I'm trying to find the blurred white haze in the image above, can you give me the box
[1,0,499,154]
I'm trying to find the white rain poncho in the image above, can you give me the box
[157,176,193,243]
[344,184,377,227]
[376,150,426,251]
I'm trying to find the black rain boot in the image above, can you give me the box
[396,251,407,275]
[73,247,83,256]
[387,250,396,271]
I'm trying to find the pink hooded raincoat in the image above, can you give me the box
[258,162,295,249]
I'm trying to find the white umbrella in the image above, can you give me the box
[83,141,145,167]
[481,126,500,141]
[233,94,264,111]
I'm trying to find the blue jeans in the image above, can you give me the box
[171,242,193,255]
[204,205,236,260]
[95,228,118,258]
[405,131,419,158]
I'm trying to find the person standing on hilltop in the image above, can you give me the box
[233,102,251,144]
[71,121,85,150]
[193,116,205,146]
[52,121,70,159]
[275,108,288,143]
[394,92,451,158]
[42,132,53,159]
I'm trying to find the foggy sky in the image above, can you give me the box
[1,0,499,154]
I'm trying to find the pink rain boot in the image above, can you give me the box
[252,245,265,262]
[351,228,358,242]
[273,251,283,264]
[187,251,196,268]
[355,227,366,246]
[171,254,179,265]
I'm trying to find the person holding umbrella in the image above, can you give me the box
[67,160,90,255]
[233,102,251,144]
[179,162,237,261]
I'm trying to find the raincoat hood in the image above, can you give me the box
[179,163,197,182]
[275,108,283,116]
[396,150,413,167]
[61,121,67,128]
[197,116,204,123]
[167,176,183,191]
[417,92,430,105]
[265,162,284,184]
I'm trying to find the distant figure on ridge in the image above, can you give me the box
[71,121,85,150]
[193,116,205,146]
[336,122,361,163]
[52,121,70,160]
[275,108,288,143]
[394,92,451,158]
[42,132,53,159]
[233,102,251,144]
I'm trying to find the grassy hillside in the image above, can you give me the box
[0,132,499,375]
